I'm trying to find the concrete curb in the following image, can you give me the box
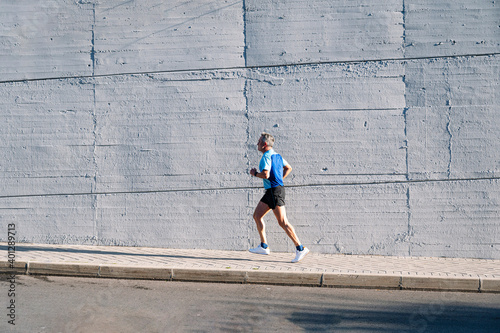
[401,275,481,292]
[1,261,498,293]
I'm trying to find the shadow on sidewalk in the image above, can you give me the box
[0,245,286,264]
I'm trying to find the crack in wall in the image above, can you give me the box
[90,1,98,244]
[402,0,407,58]
[91,3,96,77]
[1,176,498,200]
[444,58,454,179]
[1,53,499,85]
[446,106,454,179]
[406,186,412,256]
[242,0,247,69]
[242,0,253,248]
[91,81,99,245]
[402,0,412,257]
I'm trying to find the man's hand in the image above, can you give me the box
[251,168,270,179]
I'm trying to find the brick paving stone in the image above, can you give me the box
[1,243,499,291]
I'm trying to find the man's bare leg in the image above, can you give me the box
[272,205,301,247]
[253,201,271,244]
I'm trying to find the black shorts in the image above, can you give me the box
[260,186,285,210]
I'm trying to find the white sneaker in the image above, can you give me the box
[249,245,270,255]
[291,247,309,263]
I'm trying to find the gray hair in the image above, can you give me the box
[260,132,275,147]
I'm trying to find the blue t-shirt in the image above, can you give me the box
[259,149,289,189]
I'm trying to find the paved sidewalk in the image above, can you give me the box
[1,243,499,292]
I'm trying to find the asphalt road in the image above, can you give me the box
[1,275,499,332]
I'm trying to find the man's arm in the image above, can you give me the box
[283,164,292,179]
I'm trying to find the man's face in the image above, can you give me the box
[257,137,266,152]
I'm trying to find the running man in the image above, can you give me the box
[249,132,309,263]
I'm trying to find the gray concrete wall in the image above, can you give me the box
[1,0,499,258]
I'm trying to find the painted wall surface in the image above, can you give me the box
[0,0,499,258]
